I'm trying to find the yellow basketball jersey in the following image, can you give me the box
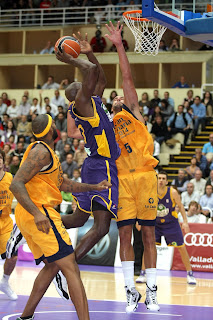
[0,172,13,218]
[113,106,158,173]
[18,141,63,208]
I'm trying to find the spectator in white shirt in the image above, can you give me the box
[178,201,206,223]
[7,99,19,121]
[30,98,45,115]
[0,97,7,117]
[50,90,66,109]
[190,169,206,196]
[199,184,213,218]
[181,182,200,208]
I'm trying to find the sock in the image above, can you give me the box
[146,268,157,289]
[121,261,135,289]
[2,274,10,283]
[187,271,193,276]
[140,270,146,275]
[20,316,33,320]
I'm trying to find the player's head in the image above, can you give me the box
[112,96,124,114]
[0,149,5,169]
[158,171,168,188]
[32,114,58,142]
[65,82,82,102]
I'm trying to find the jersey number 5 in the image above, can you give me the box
[124,143,132,153]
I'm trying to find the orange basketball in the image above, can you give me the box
[55,36,81,58]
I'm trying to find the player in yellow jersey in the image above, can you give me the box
[105,21,159,313]
[10,114,111,320]
[0,149,17,300]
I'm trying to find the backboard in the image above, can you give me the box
[141,0,213,46]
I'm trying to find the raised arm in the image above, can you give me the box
[73,32,107,97]
[105,21,144,123]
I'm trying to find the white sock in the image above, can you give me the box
[2,274,10,283]
[121,261,135,289]
[146,268,157,289]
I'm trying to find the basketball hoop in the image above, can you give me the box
[123,9,167,56]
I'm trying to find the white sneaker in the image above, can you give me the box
[145,285,160,311]
[53,270,69,300]
[187,271,197,285]
[125,286,141,313]
[6,224,26,259]
[136,271,147,283]
[0,280,17,300]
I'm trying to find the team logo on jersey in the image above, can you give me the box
[166,199,169,203]
[145,198,156,209]
[157,204,169,217]
[149,198,154,204]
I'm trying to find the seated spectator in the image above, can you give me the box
[151,115,170,144]
[158,39,168,51]
[17,115,32,143]
[0,97,7,118]
[185,157,200,179]
[160,99,174,122]
[138,92,150,115]
[1,114,9,131]
[194,148,208,178]
[202,91,213,119]
[30,97,45,115]
[55,112,67,132]
[59,78,70,90]
[22,90,32,105]
[9,155,20,175]
[90,30,106,53]
[202,133,213,166]
[61,153,78,179]
[191,96,206,136]
[183,89,194,107]
[3,144,12,157]
[110,30,129,52]
[181,182,200,207]
[150,89,161,110]
[41,75,60,90]
[71,168,82,183]
[17,135,29,149]
[171,169,188,193]
[2,92,11,107]
[190,169,206,196]
[40,92,58,116]
[73,140,87,168]
[4,154,12,173]
[143,115,152,133]
[60,143,73,163]
[206,169,213,187]
[18,95,31,118]
[45,105,55,119]
[40,40,54,54]
[160,91,175,108]
[7,99,19,125]
[199,185,213,218]
[178,201,206,223]
[1,120,17,144]
[94,7,105,24]
[101,97,112,114]
[71,138,80,153]
[172,75,189,89]
[151,133,160,161]
[10,142,26,162]
[51,89,66,109]
[167,105,192,145]
[7,134,16,150]
[55,131,72,155]
[151,105,164,124]
[107,90,118,105]
[169,38,180,51]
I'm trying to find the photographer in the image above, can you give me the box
[90,30,107,53]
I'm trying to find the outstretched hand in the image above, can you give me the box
[55,46,74,64]
[96,180,112,191]
[73,32,92,54]
[105,21,123,46]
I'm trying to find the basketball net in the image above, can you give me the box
[123,6,167,56]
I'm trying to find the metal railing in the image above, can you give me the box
[0,2,211,28]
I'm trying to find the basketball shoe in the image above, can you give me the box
[136,270,147,283]
[0,280,17,300]
[6,224,26,259]
[125,286,142,313]
[53,270,69,300]
[16,316,34,320]
[187,271,197,285]
[145,284,160,311]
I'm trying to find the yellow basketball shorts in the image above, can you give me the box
[0,216,13,258]
[117,170,157,228]
[15,204,73,264]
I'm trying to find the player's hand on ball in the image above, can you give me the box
[73,32,92,54]
[96,180,112,190]
[34,211,52,234]
[56,47,74,64]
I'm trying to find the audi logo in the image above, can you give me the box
[184,233,213,247]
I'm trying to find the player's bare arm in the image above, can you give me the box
[172,188,190,234]
[73,32,107,97]
[105,21,144,124]
[10,144,52,234]
[67,110,83,139]
[56,48,99,118]
[60,177,112,193]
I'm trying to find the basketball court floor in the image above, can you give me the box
[0,260,213,320]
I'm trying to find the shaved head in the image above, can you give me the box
[65,82,82,102]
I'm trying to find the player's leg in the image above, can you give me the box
[178,245,196,285]
[61,207,89,229]
[54,253,89,320]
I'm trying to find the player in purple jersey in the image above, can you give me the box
[56,32,120,262]
[137,171,196,285]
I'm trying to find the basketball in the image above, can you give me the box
[54,36,81,58]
